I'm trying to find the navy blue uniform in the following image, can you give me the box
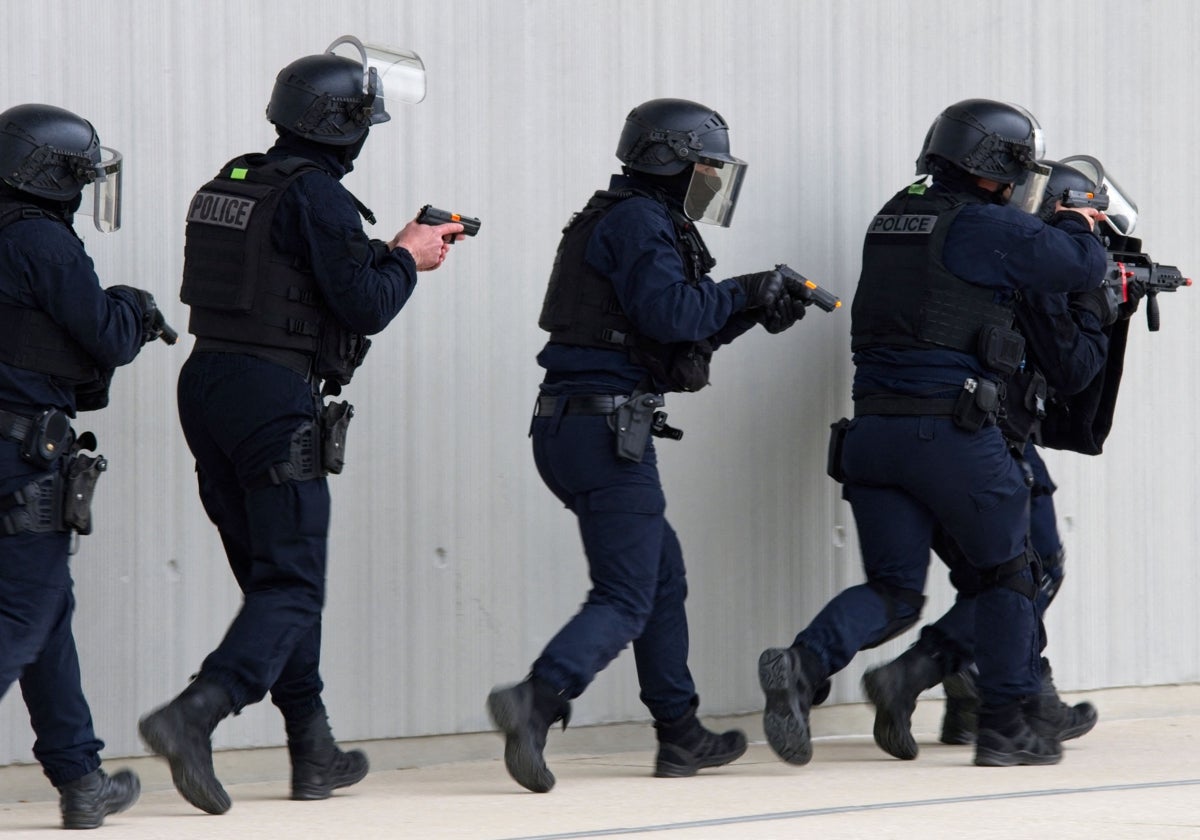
[925,289,1111,664]
[0,205,146,787]
[177,134,417,720]
[530,174,755,722]
[798,186,1105,706]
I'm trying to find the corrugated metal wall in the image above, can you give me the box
[3,0,1198,766]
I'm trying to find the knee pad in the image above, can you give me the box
[979,547,1038,601]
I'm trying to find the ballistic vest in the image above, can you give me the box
[538,188,717,392]
[0,201,100,383]
[181,155,369,387]
[851,183,1015,358]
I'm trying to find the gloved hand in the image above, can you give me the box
[732,270,784,310]
[1070,284,1120,327]
[108,286,177,344]
[1117,279,1147,320]
[760,292,805,334]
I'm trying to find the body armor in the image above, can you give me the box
[181,155,369,387]
[0,201,100,384]
[851,183,1017,360]
[538,188,716,392]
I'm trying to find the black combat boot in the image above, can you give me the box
[1026,657,1098,742]
[57,768,140,830]
[939,667,980,745]
[486,678,571,793]
[138,677,234,814]
[653,699,748,778]
[286,707,370,800]
[758,644,824,765]
[974,700,1062,766]
[862,643,946,760]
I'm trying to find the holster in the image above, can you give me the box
[608,393,665,462]
[952,377,1002,432]
[1,432,106,537]
[61,440,108,535]
[826,417,851,483]
[260,400,355,486]
[319,400,354,475]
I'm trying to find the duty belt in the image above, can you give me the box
[534,394,634,417]
[0,407,34,443]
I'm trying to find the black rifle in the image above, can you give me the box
[1102,229,1190,332]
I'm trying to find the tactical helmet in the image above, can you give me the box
[1038,154,1139,236]
[920,98,1045,185]
[0,104,103,200]
[267,52,391,146]
[616,98,740,176]
[1033,158,1099,222]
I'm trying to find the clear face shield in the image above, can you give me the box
[1006,161,1051,215]
[683,158,747,227]
[326,34,427,110]
[76,146,123,233]
[1059,154,1139,236]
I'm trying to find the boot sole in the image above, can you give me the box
[861,669,919,760]
[974,746,1063,767]
[486,691,555,793]
[138,712,232,815]
[758,649,812,766]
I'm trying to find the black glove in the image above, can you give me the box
[1070,285,1120,327]
[760,293,805,334]
[108,285,176,344]
[733,270,784,310]
[1117,279,1147,320]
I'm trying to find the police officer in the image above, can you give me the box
[486,98,807,792]
[758,100,1107,768]
[0,103,167,829]
[866,157,1138,757]
[137,37,460,815]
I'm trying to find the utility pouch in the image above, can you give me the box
[608,393,664,463]
[999,369,1048,445]
[977,325,1025,376]
[61,435,107,536]
[827,417,851,483]
[952,377,1000,432]
[320,400,355,475]
[21,408,74,469]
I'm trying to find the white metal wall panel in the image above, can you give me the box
[2,0,1198,767]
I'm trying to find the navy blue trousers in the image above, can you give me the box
[529,407,694,723]
[924,444,1062,667]
[1,444,102,787]
[176,352,330,719]
[796,415,1041,704]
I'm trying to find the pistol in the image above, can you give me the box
[417,205,481,242]
[1059,189,1110,212]
[775,264,842,313]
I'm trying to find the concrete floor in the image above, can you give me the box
[2,684,1198,838]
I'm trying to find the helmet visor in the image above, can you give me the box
[77,146,122,233]
[1007,162,1050,214]
[1060,155,1139,236]
[327,35,426,107]
[683,158,747,227]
